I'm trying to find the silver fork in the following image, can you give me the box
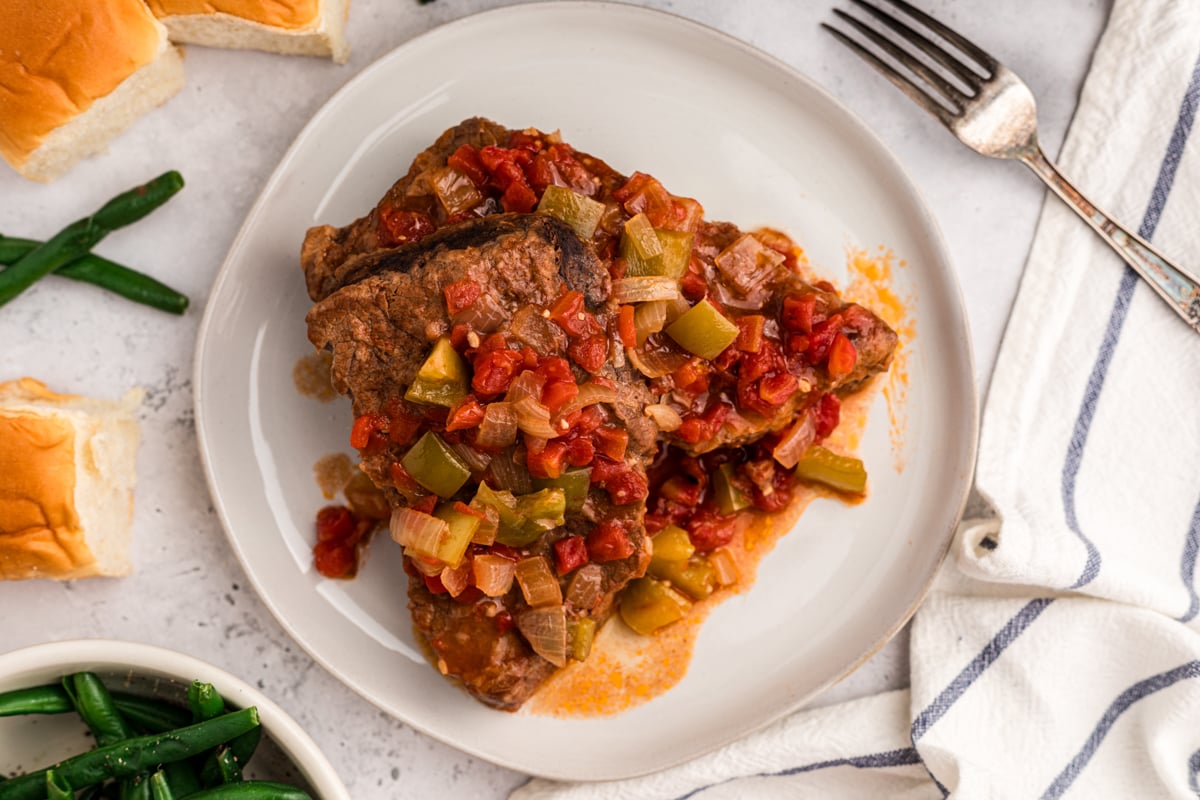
[824,0,1200,333]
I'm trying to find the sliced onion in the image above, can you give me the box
[452,292,507,333]
[450,440,492,474]
[626,340,691,379]
[664,295,692,324]
[487,448,534,494]
[408,554,444,577]
[558,381,619,417]
[709,548,739,587]
[515,556,563,608]
[470,503,499,545]
[473,553,516,596]
[389,507,448,559]
[513,396,559,439]
[634,300,668,346]
[772,410,816,469]
[439,561,472,597]
[431,165,483,216]
[565,563,605,611]
[509,305,567,356]
[644,403,683,432]
[714,234,784,295]
[477,402,518,449]
[612,276,682,304]
[344,471,390,520]
[505,370,546,406]
[517,606,567,667]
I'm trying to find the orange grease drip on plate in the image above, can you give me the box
[529,385,879,717]
[844,246,913,472]
[313,452,354,499]
[293,351,337,402]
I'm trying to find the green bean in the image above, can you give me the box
[0,171,183,309]
[63,673,135,747]
[179,783,312,800]
[78,786,103,800]
[226,728,261,770]
[0,707,260,800]
[110,694,191,733]
[199,746,243,787]
[0,236,189,315]
[149,772,174,800]
[120,776,151,800]
[187,683,225,723]
[44,771,71,800]
[0,685,71,717]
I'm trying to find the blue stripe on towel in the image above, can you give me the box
[674,747,921,799]
[1179,496,1200,623]
[1060,52,1200,590]
[1040,660,1200,799]
[910,598,1054,742]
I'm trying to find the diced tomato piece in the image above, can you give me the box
[565,435,595,467]
[444,279,482,316]
[350,413,388,449]
[758,373,799,407]
[446,396,486,431]
[537,356,574,383]
[390,461,420,492]
[494,610,516,634]
[807,314,844,365]
[450,323,472,352]
[501,181,538,213]
[527,440,569,479]
[490,543,522,562]
[687,509,737,551]
[569,335,608,374]
[478,332,509,353]
[423,573,449,594]
[826,333,858,379]
[382,402,422,447]
[592,426,629,461]
[660,476,702,507]
[781,293,817,333]
[613,172,685,229]
[553,536,590,574]
[590,457,648,505]
[814,393,841,440]
[644,513,670,534]
[542,379,579,414]
[314,542,357,578]
[529,144,599,196]
[676,415,708,444]
[447,144,489,187]
[673,359,710,395]
[377,206,435,248]
[735,315,765,353]
[576,405,605,434]
[412,495,438,515]
[681,270,708,302]
[586,519,635,562]
[617,305,637,348]
[472,348,524,395]
[814,280,836,293]
[316,506,356,544]
[785,333,810,356]
[548,290,603,339]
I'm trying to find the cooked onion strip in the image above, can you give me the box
[452,292,507,333]
[389,507,448,559]
[515,556,563,608]
[517,606,567,667]
[476,402,518,449]
[472,554,516,596]
[566,564,605,611]
[644,403,683,432]
[612,276,682,304]
[513,396,560,439]
[772,411,816,469]
[558,381,618,416]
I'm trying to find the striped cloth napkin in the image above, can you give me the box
[512,0,1200,797]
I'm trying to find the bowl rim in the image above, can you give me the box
[0,639,350,800]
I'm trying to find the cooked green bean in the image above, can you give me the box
[0,707,259,800]
[63,673,135,747]
[110,694,191,733]
[187,683,225,723]
[0,237,189,315]
[179,783,312,800]
[120,776,151,800]
[200,746,243,787]
[44,772,71,800]
[149,772,174,800]
[0,685,71,717]
[0,171,184,309]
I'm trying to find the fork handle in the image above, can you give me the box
[1019,146,1200,332]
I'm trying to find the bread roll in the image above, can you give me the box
[147,0,350,63]
[0,0,185,182]
[0,378,142,581]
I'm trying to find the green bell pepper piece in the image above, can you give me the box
[405,337,469,408]
[655,230,694,280]
[713,463,751,514]
[537,185,605,239]
[533,467,592,512]
[401,432,471,498]
[620,213,664,276]
[666,298,739,360]
[619,577,689,635]
[649,525,694,566]
[795,446,868,495]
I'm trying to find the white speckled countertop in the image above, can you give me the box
[0,0,1109,795]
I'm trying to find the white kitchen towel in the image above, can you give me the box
[513,0,1200,797]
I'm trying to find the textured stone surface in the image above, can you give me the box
[0,0,1108,795]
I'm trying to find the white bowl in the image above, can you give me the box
[0,639,349,799]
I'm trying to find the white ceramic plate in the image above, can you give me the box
[194,2,976,781]
[0,640,349,798]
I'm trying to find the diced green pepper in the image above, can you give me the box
[620,213,664,276]
[401,432,471,498]
[656,230,694,280]
[650,525,694,566]
[795,446,868,495]
[713,463,751,514]
[649,558,717,601]
[538,185,605,239]
[567,617,596,662]
[433,502,482,567]
[533,468,592,512]
[666,298,739,360]
[476,483,567,547]
[405,337,469,408]
[619,577,689,635]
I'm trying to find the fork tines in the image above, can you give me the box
[822,0,997,123]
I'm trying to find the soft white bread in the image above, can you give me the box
[0,1,185,182]
[147,0,350,63]
[0,378,142,581]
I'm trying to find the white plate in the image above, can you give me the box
[0,640,349,799]
[194,1,976,781]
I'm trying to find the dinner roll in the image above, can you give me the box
[0,0,185,182]
[146,0,350,63]
[0,378,142,581]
